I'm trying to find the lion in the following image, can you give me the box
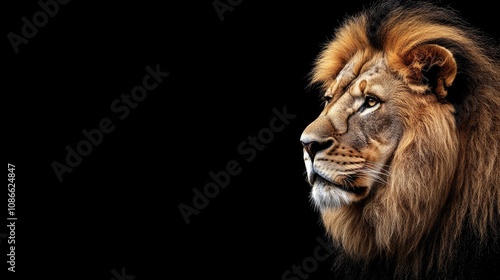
[300,0,500,279]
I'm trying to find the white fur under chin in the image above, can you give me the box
[311,180,352,211]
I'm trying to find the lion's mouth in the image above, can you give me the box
[314,174,367,195]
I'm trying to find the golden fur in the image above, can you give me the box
[306,0,500,278]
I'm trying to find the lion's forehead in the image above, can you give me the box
[329,54,389,99]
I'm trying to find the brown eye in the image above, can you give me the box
[364,95,380,108]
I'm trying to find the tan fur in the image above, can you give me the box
[306,0,500,278]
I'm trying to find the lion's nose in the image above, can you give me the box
[300,137,335,160]
[301,115,338,160]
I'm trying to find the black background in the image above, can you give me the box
[3,0,499,279]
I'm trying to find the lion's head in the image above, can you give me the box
[300,0,500,278]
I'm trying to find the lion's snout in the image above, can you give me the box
[300,137,335,161]
[300,115,339,160]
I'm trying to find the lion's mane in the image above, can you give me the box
[309,0,500,279]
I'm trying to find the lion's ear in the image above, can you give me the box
[403,44,457,99]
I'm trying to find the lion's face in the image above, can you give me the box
[298,1,500,277]
[301,53,406,210]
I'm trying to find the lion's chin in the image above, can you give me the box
[311,176,368,210]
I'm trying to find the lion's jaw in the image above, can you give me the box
[301,55,403,210]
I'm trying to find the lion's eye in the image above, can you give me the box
[363,95,380,108]
[322,95,333,105]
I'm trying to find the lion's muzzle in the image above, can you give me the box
[300,120,371,209]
